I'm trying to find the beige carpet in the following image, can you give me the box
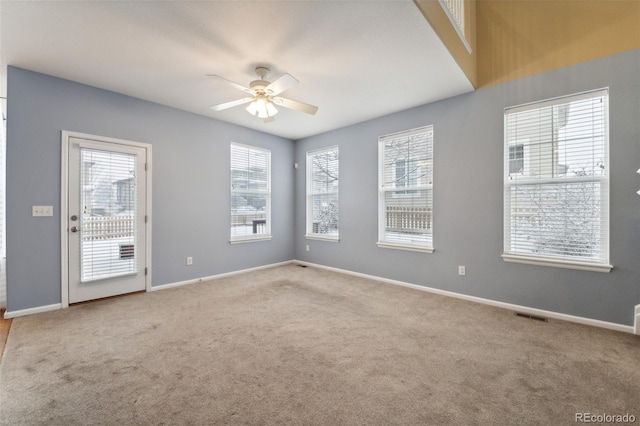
[1,264,638,425]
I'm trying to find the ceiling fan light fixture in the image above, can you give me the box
[246,95,278,119]
[266,100,278,117]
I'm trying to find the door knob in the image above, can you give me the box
[70,226,80,233]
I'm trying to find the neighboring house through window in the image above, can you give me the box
[230,142,271,243]
[378,126,434,253]
[503,88,611,272]
[508,144,524,175]
[306,146,339,240]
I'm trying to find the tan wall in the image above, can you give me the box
[477,0,640,88]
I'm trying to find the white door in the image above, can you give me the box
[67,137,147,304]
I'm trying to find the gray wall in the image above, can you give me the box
[294,49,640,326]
[6,50,640,326]
[6,66,295,312]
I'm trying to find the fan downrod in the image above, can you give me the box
[250,67,272,92]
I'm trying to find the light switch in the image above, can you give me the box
[32,206,53,217]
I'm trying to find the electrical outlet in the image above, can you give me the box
[306,245,310,252]
[458,265,466,276]
[186,257,193,266]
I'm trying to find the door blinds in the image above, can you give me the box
[80,148,138,282]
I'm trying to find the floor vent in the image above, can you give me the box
[515,312,548,322]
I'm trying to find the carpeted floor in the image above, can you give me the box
[1,264,638,425]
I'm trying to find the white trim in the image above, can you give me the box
[377,242,434,253]
[62,130,153,150]
[144,147,153,293]
[502,254,612,273]
[149,260,294,292]
[5,261,292,318]
[61,131,153,308]
[306,145,340,156]
[229,235,273,244]
[504,174,608,187]
[505,88,609,115]
[4,303,62,319]
[8,260,635,334]
[293,260,634,334]
[61,133,70,308]
[379,125,433,142]
[305,234,339,242]
[230,141,271,155]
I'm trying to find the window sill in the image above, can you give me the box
[229,235,272,244]
[502,254,612,273]
[305,234,339,242]
[377,242,434,253]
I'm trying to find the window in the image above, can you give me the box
[306,146,339,240]
[438,0,471,53]
[508,144,524,175]
[230,143,271,243]
[503,88,611,272]
[378,126,433,252]
[440,0,465,36]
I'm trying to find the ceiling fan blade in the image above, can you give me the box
[266,73,299,96]
[206,74,254,95]
[272,97,319,115]
[210,97,254,112]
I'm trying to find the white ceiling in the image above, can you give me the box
[0,1,474,140]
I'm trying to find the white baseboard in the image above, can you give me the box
[294,260,635,335]
[4,303,62,319]
[149,260,295,292]
[4,261,294,318]
[7,261,635,336]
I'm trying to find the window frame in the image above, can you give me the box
[502,88,612,272]
[229,142,272,244]
[377,126,434,253]
[305,146,340,242]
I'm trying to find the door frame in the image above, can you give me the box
[61,130,152,308]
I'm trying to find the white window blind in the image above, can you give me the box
[80,148,138,282]
[378,126,433,252]
[503,88,610,271]
[440,0,465,36]
[439,0,470,52]
[230,143,271,242]
[306,146,339,240]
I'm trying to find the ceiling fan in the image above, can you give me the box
[207,67,318,122]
